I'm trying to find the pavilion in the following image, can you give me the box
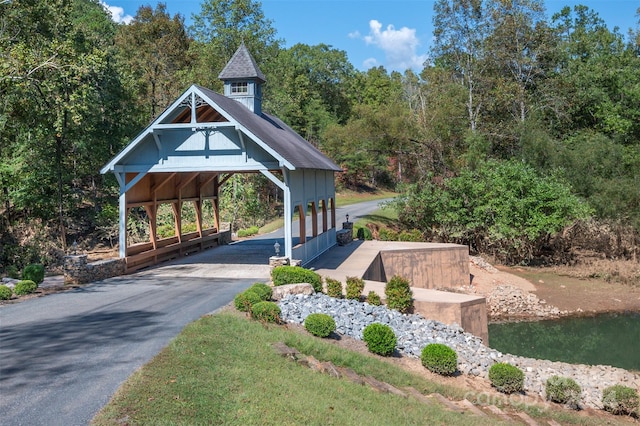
[101,43,341,272]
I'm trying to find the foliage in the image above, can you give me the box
[234,290,262,312]
[421,344,458,376]
[22,263,45,285]
[488,363,525,394]
[354,226,372,240]
[545,376,582,409]
[13,280,38,296]
[362,323,396,357]
[0,285,12,300]
[114,3,192,121]
[345,276,365,300]
[6,265,20,280]
[378,227,399,241]
[395,159,592,263]
[602,385,639,416]
[304,313,336,338]
[248,283,272,301]
[325,277,343,299]
[271,266,322,292]
[366,291,381,306]
[237,226,259,238]
[250,301,281,323]
[385,275,413,313]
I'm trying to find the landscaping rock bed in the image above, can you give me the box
[487,285,569,321]
[279,293,640,410]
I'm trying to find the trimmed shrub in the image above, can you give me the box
[304,313,336,338]
[545,376,582,409]
[0,285,12,300]
[602,385,639,416]
[367,291,381,306]
[385,275,413,313]
[421,343,457,376]
[234,290,262,312]
[325,277,343,299]
[345,276,365,300]
[398,229,424,242]
[13,280,38,296]
[362,323,396,356]
[489,363,525,394]
[354,226,372,240]
[271,266,322,292]
[250,301,281,323]
[22,263,44,285]
[249,283,272,301]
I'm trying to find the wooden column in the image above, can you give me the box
[310,202,318,237]
[330,197,336,230]
[321,199,328,232]
[298,204,306,245]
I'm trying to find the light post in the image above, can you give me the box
[274,241,280,256]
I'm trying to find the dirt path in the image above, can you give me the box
[469,260,640,316]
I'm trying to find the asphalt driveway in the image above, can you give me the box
[0,273,261,426]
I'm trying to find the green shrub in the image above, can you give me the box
[250,301,281,323]
[602,384,639,416]
[237,226,259,237]
[22,263,44,285]
[378,227,399,241]
[362,323,396,356]
[354,226,372,240]
[271,266,322,292]
[398,229,424,242]
[545,376,582,409]
[325,277,343,298]
[367,291,381,306]
[304,313,336,338]
[248,283,272,301]
[345,276,365,300]
[421,343,458,376]
[385,275,413,313]
[13,280,38,296]
[0,285,12,300]
[488,363,525,394]
[234,290,262,312]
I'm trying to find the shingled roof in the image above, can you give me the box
[196,85,341,171]
[218,42,266,83]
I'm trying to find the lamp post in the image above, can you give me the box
[346,214,349,223]
[274,241,280,256]
[72,240,78,255]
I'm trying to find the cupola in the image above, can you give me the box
[218,42,266,114]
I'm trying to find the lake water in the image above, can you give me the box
[488,312,640,371]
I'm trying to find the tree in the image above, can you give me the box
[432,0,493,133]
[115,3,193,121]
[264,43,354,145]
[188,0,281,89]
[0,0,133,254]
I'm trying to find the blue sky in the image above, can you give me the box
[102,0,639,72]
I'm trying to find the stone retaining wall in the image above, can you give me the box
[64,255,125,284]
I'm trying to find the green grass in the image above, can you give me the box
[92,312,495,425]
[354,207,399,228]
[335,189,397,207]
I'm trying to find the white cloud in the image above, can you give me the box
[100,1,133,24]
[363,57,378,69]
[360,19,428,71]
[348,30,361,39]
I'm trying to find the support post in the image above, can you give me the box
[117,172,127,258]
[283,170,293,259]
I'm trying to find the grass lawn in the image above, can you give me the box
[92,311,497,425]
[92,310,625,425]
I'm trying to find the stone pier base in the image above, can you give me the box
[64,255,125,285]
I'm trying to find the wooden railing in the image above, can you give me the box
[124,228,230,273]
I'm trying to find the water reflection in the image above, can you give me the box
[488,312,640,370]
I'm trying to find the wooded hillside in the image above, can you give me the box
[1,0,639,269]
